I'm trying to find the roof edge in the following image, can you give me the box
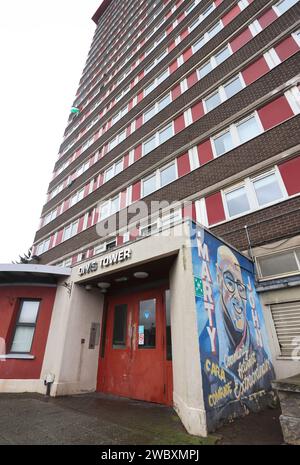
[92,0,113,24]
[0,263,71,277]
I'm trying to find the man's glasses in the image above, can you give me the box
[223,270,247,300]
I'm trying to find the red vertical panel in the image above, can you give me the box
[134,144,142,161]
[180,29,189,41]
[183,47,193,62]
[183,202,196,221]
[117,235,124,246]
[120,190,127,210]
[258,8,277,29]
[132,181,141,202]
[169,60,178,74]
[136,115,143,129]
[49,235,55,249]
[56,230,64,245]
[166,24,173,35]
[84,184,90,197]
[78,216,85,233]
[230,28,253,52]
[215,0,223,6]
[258,95,294,131]
[221,5,241,26]
[178,12,185,23]
[137,91,144,103]
[174,114,185,134]
[172,83,181,100]
[197,139,214,165]
[168,41,176,53]
[205,192,226,225]
[242,56,270,85]
[191,101,204,122]
[187,70,198,88]
[275,36,300,61]
[126,126,131,137]
[123,153,129,169]
[278,156,300,196]
[177,152,191,177]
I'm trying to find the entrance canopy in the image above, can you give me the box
[0,264,71,284]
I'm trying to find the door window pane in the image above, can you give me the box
[143,175,156,196]
[236,116,260,144]
[139,299,156,348]
[165,290,172,360]
[160,164,176,187]
[214,130,234,156]
[253,173,283,206]
[205,91,221,112]
[113,304,127,348]
[226,186,250,217]
[224,76,243,99]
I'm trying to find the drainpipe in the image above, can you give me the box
[44,373,55,396]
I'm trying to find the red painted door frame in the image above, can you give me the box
[97,286,173,405]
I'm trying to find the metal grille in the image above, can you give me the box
[271,301,300,358]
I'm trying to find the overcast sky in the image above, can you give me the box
[0,0,101,263]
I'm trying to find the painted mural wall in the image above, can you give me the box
[190,224,275,431]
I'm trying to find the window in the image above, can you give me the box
[224,76,243,99]
[144,93,171,123]
[143,174,156,196]
[236,115,261,144]
[225,186,250,217]
[111,196,120,214]
[10,300,40,353]
[160,163,176,187]
[113,304,127,348]
[198,61,212,78]
[270,301,300,358]
[215,46,231,65]
[253,173,283,206]
[144,105,156,122]
[274,0,298,15]
[257,248,300,279]
[204,91,221,112]
[213,130,234,156]
[159,124,173,144]
[143,135,156,155]
[138,299,156,348]
[63,221,78,241]
[37,238,50,255]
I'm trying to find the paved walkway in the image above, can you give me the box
[0,392,283,445]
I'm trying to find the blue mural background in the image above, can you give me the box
[190,223,275,430]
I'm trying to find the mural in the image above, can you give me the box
[190,224,275,431]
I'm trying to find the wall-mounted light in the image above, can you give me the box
[85,284,93,291]
[133,272,149,279]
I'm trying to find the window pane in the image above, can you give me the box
[198,61,212,78]
[214,130,234,156]
[139,299,156,348]
[143,136,156,155]
[160,164,176,187]
[215,47,230,65]
[194,36,205,53]
[105,166,114,181]
[143,175,156,196]
[237,116,260,144]
[276,0,298,15]
[224,76,243,99]
[157,70,168,84]
[253,174,283,206]
[259,251,298,278]
[113,304,127,347]
[19,301,39,324]
[226,187,250,217]
[208,21,222,39]
[158,93,171,111]
[144,105,156,122]
[205,91,221,112]
[159,125,173,144]
[111,197,119,214]
[165,290,172,360]
[115,160,123,175]
[11,327,35,353]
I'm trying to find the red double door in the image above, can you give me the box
[97,287,173,405]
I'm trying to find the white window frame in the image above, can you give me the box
[141,161,178,198]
